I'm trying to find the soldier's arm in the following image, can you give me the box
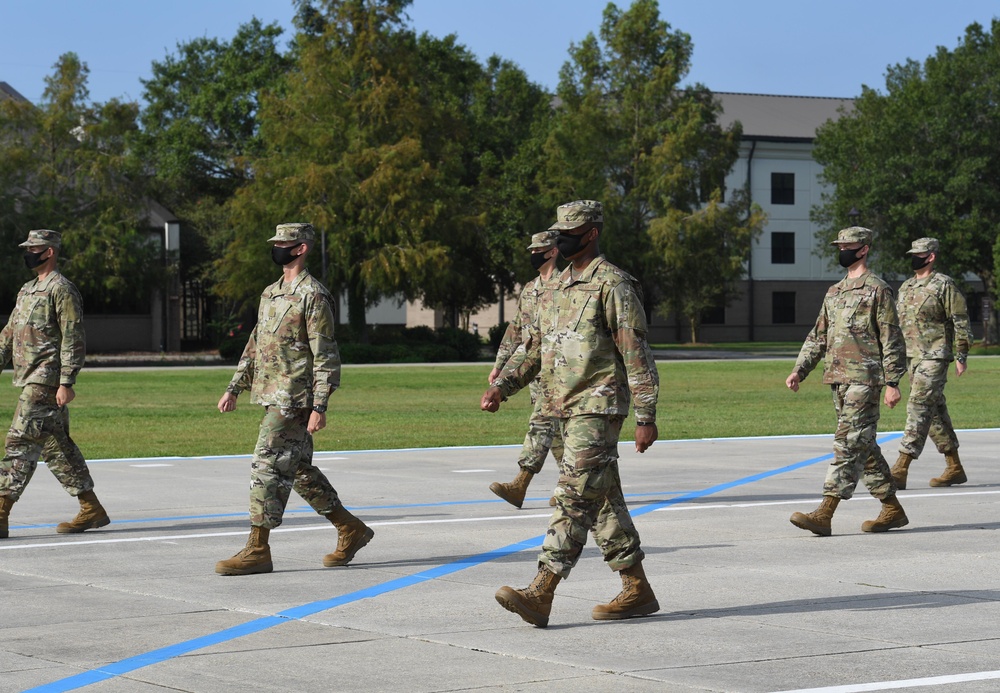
[493,285,530,371]
[306,292,341,411]
[876,286,907,385]
[494,326,541,401]
[793,301,828,381]
[53,283,86,386]
[945,281,973,358]
[0,303,13,372]
[607,281,658,423]
[226,327,258,396]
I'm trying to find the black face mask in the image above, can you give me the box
[23,248,49,270]
[530,251,551,271]
[556,230,592,259]
[911,254,932,271]
[838,247,864,268]
[271,243,303,266]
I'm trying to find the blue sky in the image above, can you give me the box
[1,0,998,104]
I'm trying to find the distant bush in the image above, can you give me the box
[488,321,509,352]
[338,325,485,364]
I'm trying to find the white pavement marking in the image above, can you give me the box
[773,669,1000,692]
[129,464,174,468]
[452,469,495,473]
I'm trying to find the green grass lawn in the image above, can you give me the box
[0,359,996,459]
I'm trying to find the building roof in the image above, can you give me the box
[715,92,854,141]
[0,81,29,103]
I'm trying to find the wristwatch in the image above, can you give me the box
[956,354,967,365]
[312,404,327,414]
[886,382,898,388]
[636,421,655,427]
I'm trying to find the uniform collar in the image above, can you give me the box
[28,270,60,292]
[268,269,310,297]
[561,255,606,287]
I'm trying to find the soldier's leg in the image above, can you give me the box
[249,407,311,529]
[822,384,871,500]
[40,403,95,497]
[0,385,52,501]
[292,430,341,515]
[516,409,558,474]
[540,415,638,579]
[921,360,959,455]
[899,358,937,459]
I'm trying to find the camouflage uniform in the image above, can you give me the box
[794,252,906,500]
[493,272,564,474]
[0,242,93,502]
[227,265,342,529]
[896,256,972,459]
[497,253,658,578]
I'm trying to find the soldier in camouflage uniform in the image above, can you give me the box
[890,237,973,490]
[786,227,909,536]
[488,230,563,509]
[216,223,373,576]
[0,229,110,538]
[481,200,660,628]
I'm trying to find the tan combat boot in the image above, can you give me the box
[216,526,273,575]
[0,496,14,539]
[891,452,914,490]
[930,451,968,487]
[861,495,909,533]
[592,561,660,620]
[789,496,840,536]
[489,469,534,508]
[323,505,374,567]
[56,490,111,534]
[495,566,562,628]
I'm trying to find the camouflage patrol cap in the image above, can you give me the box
[267,222,315,243]
[906,237,939,255]
[18,229,61,249]
[829,226,873,246]
[548,200,603,231]
[527,230,559,250]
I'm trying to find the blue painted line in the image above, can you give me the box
[26,432,902,692]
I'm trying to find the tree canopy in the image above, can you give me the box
[813,19,1000,342]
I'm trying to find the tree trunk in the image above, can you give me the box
[688,315,698,345]
[347,273,368,344]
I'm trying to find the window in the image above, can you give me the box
[772,291,796,324]
[701,303,725,325]
[771,232,795,264]
[771,172,795,205]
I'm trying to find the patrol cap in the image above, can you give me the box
[18,229,61,249]
[829,226,873,246]
[548,200,603,231]
[527,230,559,250]
[267,222,315,243]
[905,237,939,255]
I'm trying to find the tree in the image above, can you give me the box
[812,20,1000,343]
[0,53,160,312]
[134,19,292,280]
[220,0,460,340]
[650,190,765,342]
[540,0,742,311]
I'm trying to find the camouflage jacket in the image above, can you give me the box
[794,270,906,386]
[227,269,341,410]
[0,271,85,388]
[496,256,659,421]
[896,271,972,361]
[493,274,560,406]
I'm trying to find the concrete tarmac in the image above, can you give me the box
[2,430,1000,692]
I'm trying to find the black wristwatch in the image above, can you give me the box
[886,382,898,388]
[956,354,967,365]
[636,421,655,426]
[312,404,327,414]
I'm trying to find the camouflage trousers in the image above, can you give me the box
[0,384,94,501]
[539,414,643,579]
[249,406,341,529]
[822,384,896,501]
[516,385,564,473]
[899,358,958,458]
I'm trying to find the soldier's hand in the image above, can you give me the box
[785,372,800,393]
[956,361,967,377]
[635,423,658,453]
[308,411,326,434]
[56,385,75,407]
[218,392,238,413]
[488,368,501,384]
[884,386,901,409]
[481,386,502,412]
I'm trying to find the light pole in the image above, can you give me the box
[847,207,861,226]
